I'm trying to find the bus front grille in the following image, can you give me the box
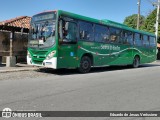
[32,60,43,65]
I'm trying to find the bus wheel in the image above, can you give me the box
[133,56,140,68]
[78,56,91,73]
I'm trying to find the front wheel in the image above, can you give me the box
[132,56,140,68]
[78,56,91,73]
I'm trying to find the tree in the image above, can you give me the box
[123,14,145,29]
[124,9,160,43]
[140,9,160,43]
[140,9,156,33]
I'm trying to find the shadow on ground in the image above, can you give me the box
[0,62,29,68]
[37,62,160,76]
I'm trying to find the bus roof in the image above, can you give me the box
[40,10,155,37]
[101,19,155,37]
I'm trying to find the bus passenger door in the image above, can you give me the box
[58,19,78,68]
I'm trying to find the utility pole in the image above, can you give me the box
[137,0,141,30]
[155,0,160,42]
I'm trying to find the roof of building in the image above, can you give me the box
[0,16,31,32]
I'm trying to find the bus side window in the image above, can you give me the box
[134,33,142,46]
[122,31,128,44]
[79,21,94,41]
[140,34,143,45]
[66,22,77,40]
[94,24,109,43]
[63,21,77,42]
[127,32,133,45]
[109,27,121,43]
[150,36,156,47]
[121,31,133,45]
[115,29,122,43]
[143,35,149,47]
[59,17,78,43]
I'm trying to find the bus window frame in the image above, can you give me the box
[143,34,150,48]
[109,27,122,44]
[150,36,156,48]
[121,30,134,45]
[134,33,143,47]
[58,16,78,45]
[78,20,94,42]
[94,24,110,43]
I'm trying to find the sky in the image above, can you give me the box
[0,0,156,23]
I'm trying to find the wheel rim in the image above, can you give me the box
[82,60,89,70]
[133,57,139,68]
[79,56,91,73]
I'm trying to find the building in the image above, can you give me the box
[0,16,31,66]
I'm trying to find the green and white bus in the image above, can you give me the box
[27,10,157,73]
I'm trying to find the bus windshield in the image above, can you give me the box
[28,12,56,49]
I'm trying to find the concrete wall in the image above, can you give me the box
[0,31,28,63]
[0,31,10,56]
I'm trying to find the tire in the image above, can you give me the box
[132,56,140,68]
[78,56,91,73]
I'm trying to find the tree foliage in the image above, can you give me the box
[140,9,156,34]
[123,14,145,29]
[140,9,160,43]
[123,9,160,43]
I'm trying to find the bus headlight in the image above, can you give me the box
[46,51,56,60]
[27,51,31,58]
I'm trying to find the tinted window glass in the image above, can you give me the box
[127,32,133,45]
[109,27,122,43]
[79,21,94,41]
[65,22,77,41]
[134,33,142,46]
[150,36,156,47]
[59,17,78,43]
[94,24,109,43]
[143,35,149,47]
[122,31,133,45]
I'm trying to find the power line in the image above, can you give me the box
[145,0,155,4]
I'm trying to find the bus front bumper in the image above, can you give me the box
[43,58,57,69]
[27,56,57,69]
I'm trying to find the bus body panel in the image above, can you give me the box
[27,10,157,72]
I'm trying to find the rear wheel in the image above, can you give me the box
[78,56,91,73]
[133,56,140,68]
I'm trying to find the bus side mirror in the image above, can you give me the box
[63,22,69,37]
[65,22,69,31]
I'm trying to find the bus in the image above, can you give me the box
[27,10,157,73]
